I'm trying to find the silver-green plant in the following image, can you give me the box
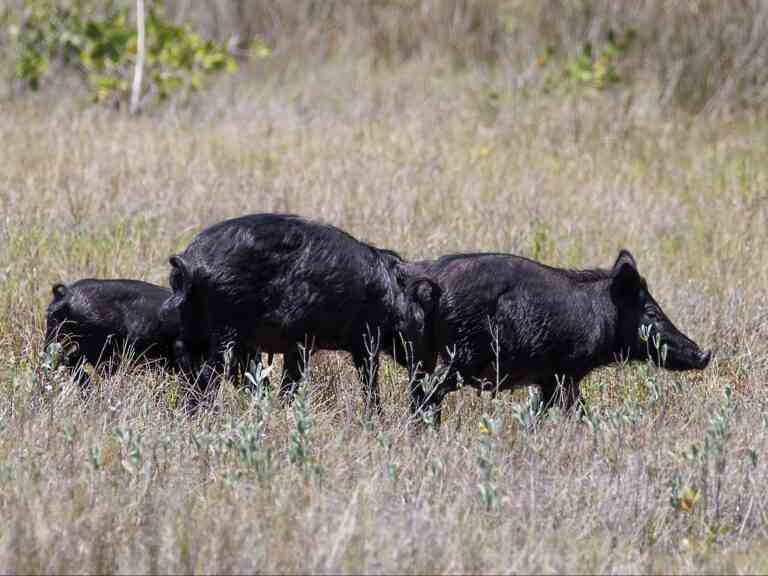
[113,425,143,477]
[377,430,399,487]
[639,323,668,370]
[669,385,741,529]
[224,418,273,485]
[287,345,323,482]
[476,414,498,512]
[89,445,102,472]
[40,341,64,375]
[511,387,544,432]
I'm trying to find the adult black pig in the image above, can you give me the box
[162,213,438,411]
[408,250,711,425]
[45,279,184,386]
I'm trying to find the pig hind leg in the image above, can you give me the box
[352,345,382,417]
[279,347,305,402]
[280,340,324,404]
[538,372,585,415]
[65,352,93,392]
[422,350,491,428]
[74,333,120,390]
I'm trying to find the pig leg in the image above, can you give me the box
[539,373,584,415]
[229,348,270,393]
[242,351,273,393]
[187,328,242,411]
[352,346,382,417]
[564,377,585,415]
[187,361,216,413]
[280,340,319,403]
[421,362,472,428]
[235,349,256,390]
[173,339,197,382]
[67,353,93,393]
[409,377,427,418]
[262,352,275,388]
[390,334,437,420]
[280,347,303,402]
[407,353,436,421]
[219,330,251,383]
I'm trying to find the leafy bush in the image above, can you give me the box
[529,0,768,113]
[8,0,243,107]
[540,29,635,94]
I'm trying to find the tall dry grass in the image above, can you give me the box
[1,1,768,573]
[160,0,768,113]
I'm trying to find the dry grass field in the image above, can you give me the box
[1,1,768,573]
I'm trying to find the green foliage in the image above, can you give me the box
[141,8,238,102]
[541,29,635,93]
[8,0,244,107]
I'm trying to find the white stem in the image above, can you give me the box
[130,0,146,115]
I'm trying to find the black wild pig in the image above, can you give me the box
[45,279,184,385]
[408,250,711,424]
[162,213,438,411]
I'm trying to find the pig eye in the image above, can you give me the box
[644,306,659,321]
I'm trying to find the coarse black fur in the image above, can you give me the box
[45,279,184,386]
[406,249,711,425]
[161,213,439,411]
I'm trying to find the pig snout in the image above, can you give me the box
[663,336,711,371]
[694,349,712,370]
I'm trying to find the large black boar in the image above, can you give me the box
[408,250,711,424]
[162,213,438,410]
[45,279,184,385]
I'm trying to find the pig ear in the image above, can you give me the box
[611,250,641,299]
[52,283,68,300]
[169,255,191,293]
[613,249,638,270]
[408,278,441,316]
[169,255,182,266]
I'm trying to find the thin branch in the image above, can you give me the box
[130,0,146,115]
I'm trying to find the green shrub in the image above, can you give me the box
[8,0,243,107]
[541,29,635,94]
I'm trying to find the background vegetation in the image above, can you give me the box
[1,1,767,572]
